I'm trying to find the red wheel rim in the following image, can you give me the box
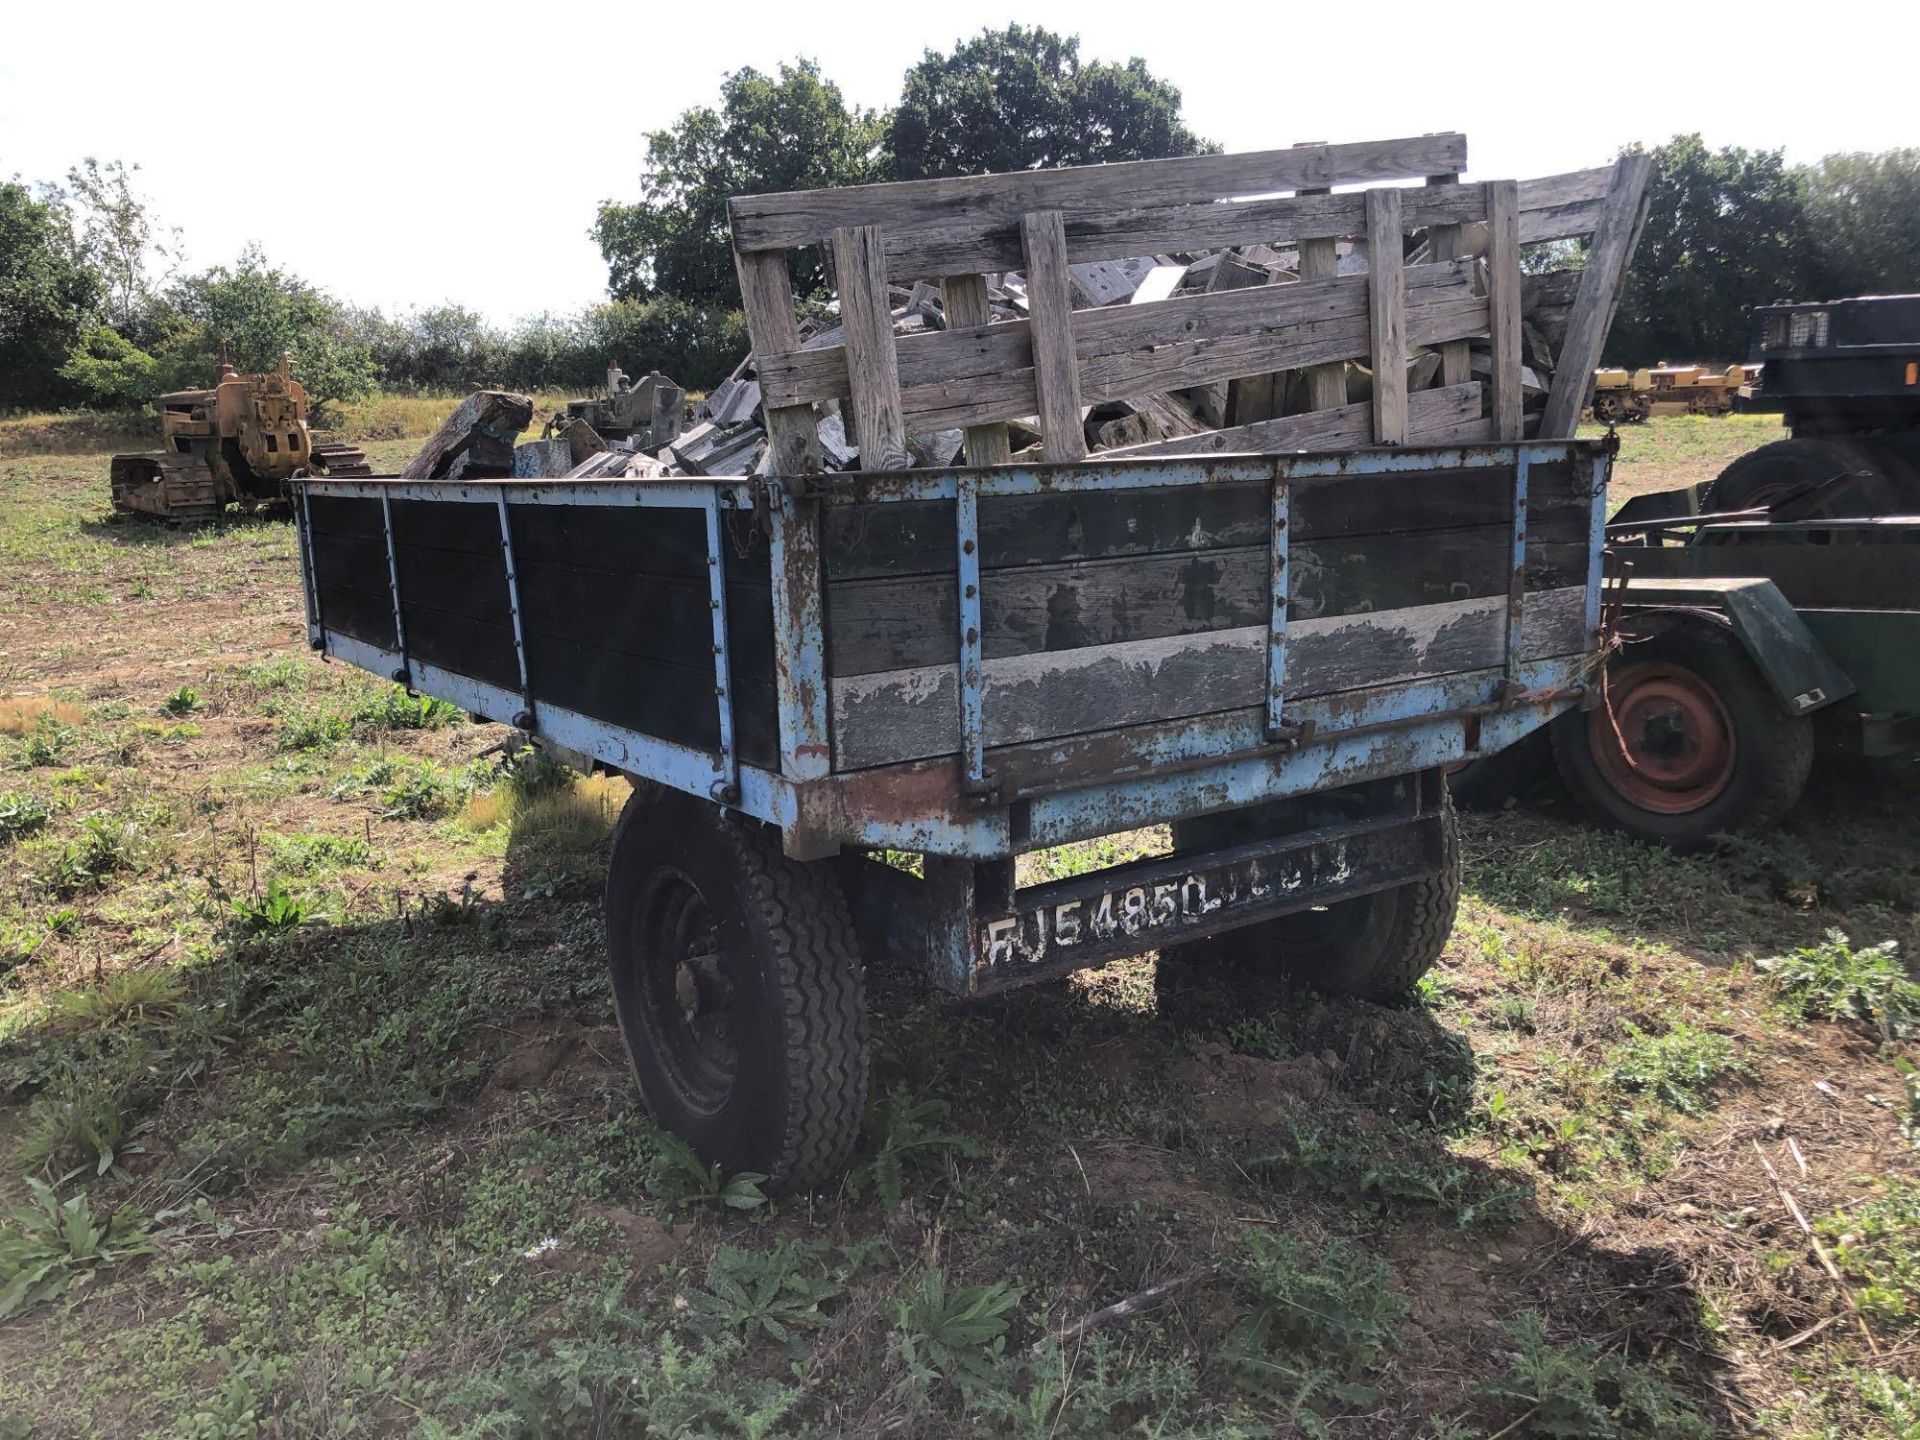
[1589,662,1736,814]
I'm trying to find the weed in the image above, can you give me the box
[45,814,140,895]
[894,1267,1023,1397]
[352,685,459,732]
[266,831,372,874]
[0,790,51,843]
[687,1240,843,1352]
[1248,1119,1530,1230]
[45,968,184,1032]
[0,1178,156,1320]
[381,761,457,820]
[848,1088,983,1214]
[1819,1179,1920,1330]
[19,1064,145,1179]
[1472,1311,1711,1439]
[162,685,202,716]
[20,720,75,768]
[1225,1015,1293,1058]
[645,1132,768,1211]
[1762,930,1919,1037]
[977,1334,1201,1437]
[1604,1021,1747,1116]
[277,706,351,752]
[231,880,313,935]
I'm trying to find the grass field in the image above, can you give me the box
[0,415,1915,1437]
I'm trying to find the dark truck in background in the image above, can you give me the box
[1460,295,1920,847]
[1711,294,1920,515]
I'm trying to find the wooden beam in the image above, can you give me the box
[1487,181,1523,441]
[938,275,1012,466]
[1365,188,1408,444]
[733,248,821,474]
[1020,210,1088,463]
[728,134,1469,256]
[1426,174,1470,388]
[1110,382,1485,458]
[831,225,911,470]
[1539,154,1654,438]
[1296,176,1348,416]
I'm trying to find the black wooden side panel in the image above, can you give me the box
[307,497,395,649]
[507,504,779,769]
[389,500,520,691]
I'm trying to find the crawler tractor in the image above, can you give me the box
[109,356,370,522]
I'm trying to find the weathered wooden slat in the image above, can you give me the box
[829,586,1590,769]
[758,263,1478,417]
[734,248,821,474]
[1540,155,1654,437]
[1426,174,1470,388]
[728,134,1469,257]
[1021,211,1088,463]
[938,275,1013,466]
[826,527,1590,675]
[1366,189,1408,444]
[831,225,912,469]
[1296,175,1348,416]
[1517,166,1613,243]
[1487,180,1524,441]
[1108,381,1482,457]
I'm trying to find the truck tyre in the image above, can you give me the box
[1703,437,1900,518]
[1550,617,1812,850]
[605,786,868,1192]
[1155,795,1460,1014]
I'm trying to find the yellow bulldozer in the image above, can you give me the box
[109,355,370,522]
[1590,363,1759,424]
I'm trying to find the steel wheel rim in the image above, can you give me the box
[1589,662,1736,813]
[632,867,737,1115]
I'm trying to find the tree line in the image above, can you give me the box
[4,26,1918,419]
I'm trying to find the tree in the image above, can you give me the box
[888,25,1212,181]
[64,158,176,333]
[1606,135,1811,365]
[1800,149,1920,300]
[161,245,375,406]
[57,325,159,408]
[593,60,885,307]
[0,181,102,410]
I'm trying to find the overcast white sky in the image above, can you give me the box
[4,0,1914,324]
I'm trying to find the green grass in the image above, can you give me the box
[0,419,1914,1437]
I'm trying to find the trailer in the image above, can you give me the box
[293,140,1630,1188]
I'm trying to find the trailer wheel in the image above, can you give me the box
[1155,796,1461,1013]
[1550,618,1812,850]
[1703,437,1899,518]
[604,786,868,1192]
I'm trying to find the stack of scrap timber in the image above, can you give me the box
[676,134,1649,476]
[462,136,1649,482]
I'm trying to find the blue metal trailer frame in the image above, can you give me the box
[299,445,1612,887]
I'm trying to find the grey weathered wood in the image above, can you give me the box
[829,586,1589,769]
[1365,189,1408,444]
[826,524,1587,674]
[831,225,912,470]
[1487,180,1524,442]
[402,391,534,480]
[1518,166,1612,243]
[1540,154,1654,437]
[1020,210,1088,463]
[1109,381,1484,457]
[728,134,1468,256]
[1296,179,1348,416]
[938,274,1013,466]
[734,248,821,474]
[1426,174,1470,388]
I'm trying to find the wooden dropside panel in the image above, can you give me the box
[821,462,1595,768]
[306,495,397,651]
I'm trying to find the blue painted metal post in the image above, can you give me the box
[1265,472,1292,741]
[766,486,833,783]
[495,493,534,729]
[704,495,739,803]
[1585,451,1611,636]
[1503,452,1531,690]
[955,472,988,792]
[377,491,410,685]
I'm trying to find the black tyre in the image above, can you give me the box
[1703,437,1901,519]
[605,786,868,1191]
[1550,617,1812,850]
[1155,795,1461,1013]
